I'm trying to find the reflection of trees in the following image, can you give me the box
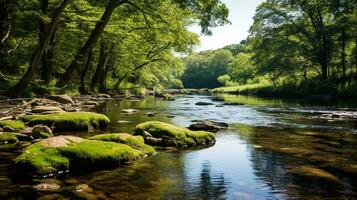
[238,124,357,199]
[186,161,230,200]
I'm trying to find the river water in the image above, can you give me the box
[1,94,357,199]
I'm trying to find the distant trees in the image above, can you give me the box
[182,0,357,92]
[182,49,233,88]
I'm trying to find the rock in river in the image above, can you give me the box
[31,106,64,114]
[188,120,228,132]
[134,121,215,148]
[195,102,214,106]
[20,112,110,131]
[15,135,154,176]
[122,109,139,115]
[0,120,25,131]
[47,95,74,104]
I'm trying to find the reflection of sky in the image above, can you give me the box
[182,133,278,200]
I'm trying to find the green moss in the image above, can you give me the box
[20,112,110,131]
[134,121,215,148]
[90,133,155,155]
[0,120,25,131]
[35,132,52,139]
[15,137,146,176]
[15,143,69,175]
[0,133,19,144]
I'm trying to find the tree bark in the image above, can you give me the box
[38,0,55,84]
[0,0,12,46]
[57,0,127,87]
[4,0,70,97]
[90,42,107,90]
[79,50,93,94]
[341,28,347,80]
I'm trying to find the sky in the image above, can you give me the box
[190,0,263,51]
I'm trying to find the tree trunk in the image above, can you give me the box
[4,0,70,97]
[90,42,107,90]
[341,28,347,80]
[41,25,57,84]
[80,50,93,94]
[57,0,127,87]
[0,0,12,46]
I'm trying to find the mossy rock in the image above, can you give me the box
[15,135,149,176]
[0,132,19,144]
[134,121,215,148]
[90,133,156,155]
[0,120,25,131]
[20,112,110,131]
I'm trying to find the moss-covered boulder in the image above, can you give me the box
[0,132,19,144]
[0,120,25,131]
[20,112,110,131]
[134,121,215,148]
[90,133,155,155]
[15,135,150,176]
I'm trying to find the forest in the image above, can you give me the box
[0,0,228,97]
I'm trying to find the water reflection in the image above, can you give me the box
[235,124,357,199]
[186,161,230,200]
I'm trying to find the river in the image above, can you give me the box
[1,94,357,199]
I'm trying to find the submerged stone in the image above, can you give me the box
[288,166,341,183]
[121,109,139,115]
[15,135,150,176]
[134,121,215,148]
[20,112,110,131]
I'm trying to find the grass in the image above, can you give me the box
[20,112,110,131]
[213,83,270,94]
[213,79,357,99]
[90,133,156,154]
[0,132,19,144]
[15,137,146,175]
[0,120,26,131]
[134,121,216,148]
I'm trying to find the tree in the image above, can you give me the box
[5,0,70,97]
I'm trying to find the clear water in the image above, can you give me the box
[1,94,357,199]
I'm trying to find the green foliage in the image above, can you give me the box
[20,112,110,131]
[182,49,234,88]
[0,0,230,96]
[230,53,256,84]
[0,120,25,131]
[134,121,215,148]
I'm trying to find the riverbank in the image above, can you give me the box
[213,80,357,100]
